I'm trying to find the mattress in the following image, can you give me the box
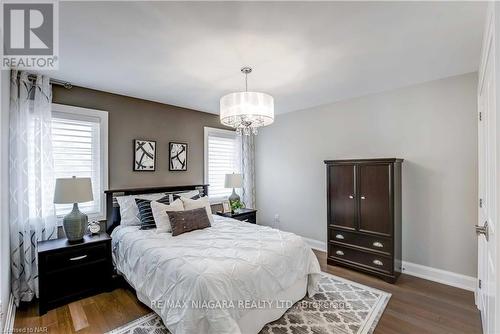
[111,215,321,334]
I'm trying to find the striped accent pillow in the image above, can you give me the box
[135,195,170,229]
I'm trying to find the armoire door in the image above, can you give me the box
[358,163,392,236]
[329,164,356,230]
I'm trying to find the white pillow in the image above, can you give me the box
[170,190,201,202]
[180,196,214,225]
[151,199,184,233]
[116,193,166,226]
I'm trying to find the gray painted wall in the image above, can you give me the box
[255,73,478,277]
[0,70,11,328]
[53,86,227,189]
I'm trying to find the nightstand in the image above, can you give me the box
[37,233,112,315]
[216,208,257,224]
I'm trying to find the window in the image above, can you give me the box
[204,127,241,201]
[52,104,108,220]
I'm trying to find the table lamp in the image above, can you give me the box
[54,176,93,242]
[225,173,243,204]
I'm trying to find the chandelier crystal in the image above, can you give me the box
[220,67,274,135]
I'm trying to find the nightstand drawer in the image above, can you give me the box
[216,209,257,224]
[44,260,109,305]
[236,213,256,224]
[44,243,107,272]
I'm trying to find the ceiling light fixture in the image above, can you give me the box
[220,67,274,135]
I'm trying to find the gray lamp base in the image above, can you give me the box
[63,203,88,243]
[228,188,241,213]
[228,188,240,203]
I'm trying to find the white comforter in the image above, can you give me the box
[111,215,321,334]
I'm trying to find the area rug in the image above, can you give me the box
[106,272,390,334]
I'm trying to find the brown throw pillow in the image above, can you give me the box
[167,207,211,236]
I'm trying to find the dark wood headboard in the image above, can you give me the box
[104,184,209,234]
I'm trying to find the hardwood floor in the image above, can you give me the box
[314,250,482,334]
[14,250,482,334]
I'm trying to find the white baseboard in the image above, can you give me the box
[302,237,327,252]
[302,237,476,292]
[402,261,477,292]
[2,294,15,334]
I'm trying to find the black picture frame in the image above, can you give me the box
[169,142,188,171]
[134,139,156,171]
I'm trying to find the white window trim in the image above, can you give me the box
[204,126,237,203]
[52,103,109,222]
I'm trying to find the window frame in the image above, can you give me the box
[52,103,109,222]
[204,126,239,203]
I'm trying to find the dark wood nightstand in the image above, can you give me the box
[216,208,257,224]
[37,233,112,315]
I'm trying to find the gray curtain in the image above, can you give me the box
[9,70,56,305]
[238,135,256,209]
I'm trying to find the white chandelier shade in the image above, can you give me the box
[220,91,274,126]
[220,91,274,134]
[220,67,274,135]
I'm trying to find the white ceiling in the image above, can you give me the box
[52,1,486,115]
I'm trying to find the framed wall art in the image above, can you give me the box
[134,139,156,171]
[169,142,188,171]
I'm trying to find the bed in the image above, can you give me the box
[106,185,321,334]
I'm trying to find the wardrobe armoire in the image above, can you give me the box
[324,158,403,283]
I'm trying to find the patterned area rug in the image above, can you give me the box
[106,272,390,334]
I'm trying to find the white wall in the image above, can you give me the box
[256,73,478,277]
[0,70,10,328]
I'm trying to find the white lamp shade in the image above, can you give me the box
[54,177,94,204]
[220,92,274,127]
[225,173,243,188]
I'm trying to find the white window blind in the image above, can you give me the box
[51,106,107,219]
[205,127,240,200]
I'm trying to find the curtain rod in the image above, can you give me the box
[18,73,73,89]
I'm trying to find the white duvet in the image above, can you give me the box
[111,215,321,334]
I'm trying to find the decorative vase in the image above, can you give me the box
[63,203,88,242]
[228,188,240,204]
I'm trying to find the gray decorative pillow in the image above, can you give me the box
[167,207,211,236]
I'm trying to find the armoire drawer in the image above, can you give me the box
[329,229,392,255]
[329,244,393,274]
